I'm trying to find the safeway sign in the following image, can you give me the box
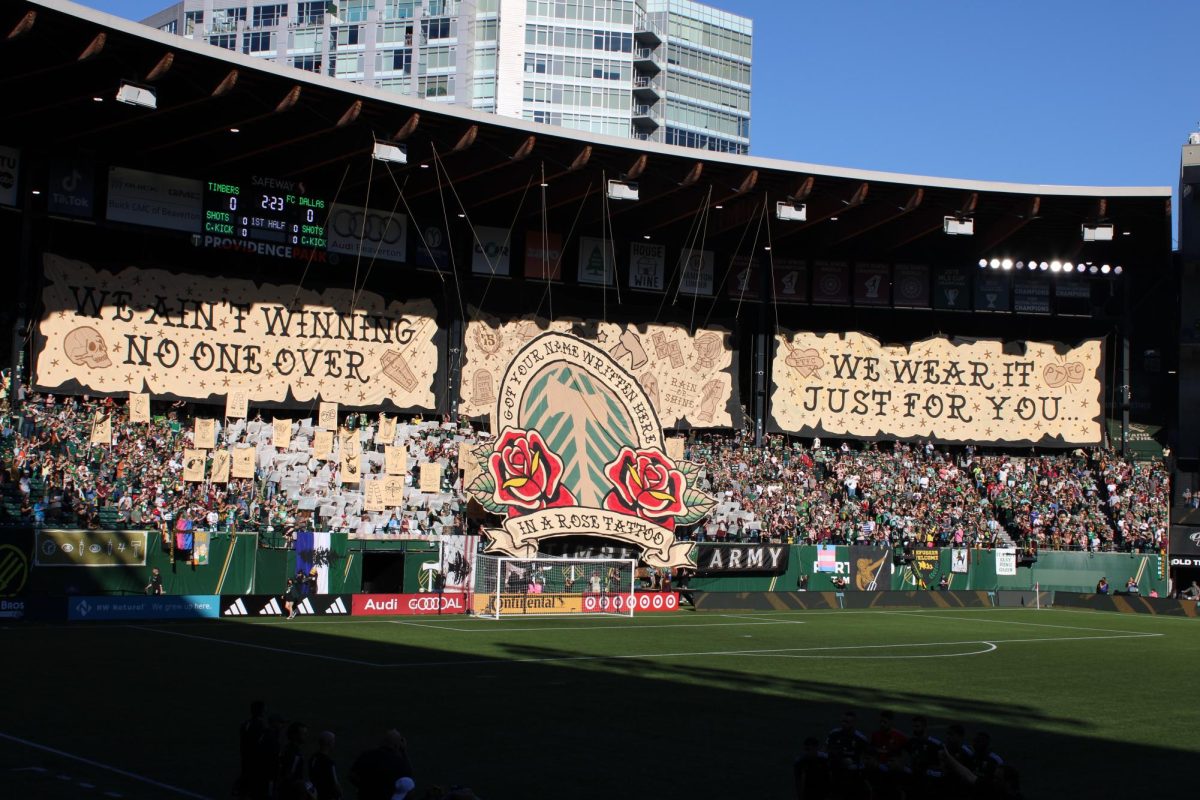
[352,593,466,616]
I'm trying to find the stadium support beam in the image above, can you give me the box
[876,190,977,251]
[393,113,420,140]
[569,145,593,172]
[145,52,174,81]
[466,145,593,208]
[451,125,478,153]
[275,85,301,113]
[212,69,238,97]
[77,32,105,61]
[605,161,702,224]
[337,100,362,128]
[822,187,924,248]
[6,10,36,40]
[625,154,648,180]
[642,169,759,232]
[681,161,703,187]
[976,196,1040,252]
[512,135,536,162]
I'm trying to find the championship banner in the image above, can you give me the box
[272,418,292,450]
[771,331,1103,445]
[181,449,205,482]
[772,259,808,304]
[418,463,441,493]
[812,261,850,305]
[696,544,786,574]
[35,530,148,567]
[460,311,739,428]
[577,236,615,286]
[34,254,440,409]
[194,418,216,449]
[850,546,893,590]
[472,226,512,276]
[464,332,714,568]
[893,264,930,309]
[524,230,562,280]
[89,413,112,445]
[385,445,408,476]
[231,447,255,479]
[678,250,714,296]
[727,257,759,301]
[853,263,890,306]
[210,450,231,483]
[129,392,150,423]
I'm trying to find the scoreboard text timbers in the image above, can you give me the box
[201,176,327,259]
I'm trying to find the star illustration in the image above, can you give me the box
[199,381,207,389]
[219,318,228,328]
[317,379,325,387]
[125,374,134,385]
[51,359,59,367]
[111,343,121,353]
[358,391,366,401]
[222,377,231,387]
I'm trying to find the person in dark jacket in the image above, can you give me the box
[349,730,413,800]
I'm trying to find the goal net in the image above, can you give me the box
[472,556,637,618]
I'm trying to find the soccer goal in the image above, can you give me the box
[472,555,637,618]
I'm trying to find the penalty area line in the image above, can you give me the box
[0,731,211,799]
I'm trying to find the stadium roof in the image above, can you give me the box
[2,0,1172,268]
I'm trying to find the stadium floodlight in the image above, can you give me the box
[1101,264,1111,274]
[1089,265,1099,274]
[978,259,987,268]
[776,201,807,221]
[607,180,639,201]
[372,142,407,164]
[1050,261,1062,273]
[1114,266,1123,275]
[1039,261,1049,271]
[1001,259,1013,270]
[943,216,974,236]
[1077,264,1087,272]
[1082,223,1115,241]
[115,82,156,109]
[989,258,1000,269]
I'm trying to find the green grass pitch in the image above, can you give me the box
[1,607,1196,799]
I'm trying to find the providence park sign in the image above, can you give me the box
[465,332,713,568]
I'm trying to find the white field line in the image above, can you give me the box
[879,611,1158,636]
[0,731,211,799]
[387,617,808,633]
[377,631,1161,668]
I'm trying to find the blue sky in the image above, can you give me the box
[78,0,1199,191]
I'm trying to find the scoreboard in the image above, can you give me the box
[203,176,327,251]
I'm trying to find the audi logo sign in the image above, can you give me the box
[351,593,465,616]
[326,203,408,264]
[582,592,679,613]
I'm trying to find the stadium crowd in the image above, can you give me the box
[0,390,1168,553]
[795,710,1022,799]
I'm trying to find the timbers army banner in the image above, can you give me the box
[770,331,1103,445]
[460,310,739,428]
[34,254,441,410]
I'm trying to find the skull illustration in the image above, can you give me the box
[63,326,112,369]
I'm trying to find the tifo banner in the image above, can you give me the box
[771,331,1103,445]
[460,311,738,428]
[951,548,970,574]
[696,544,787,574]
[34,530,148,567]
[68,595,220,621]
[294,531,333,594]
[850,546,893,590]
[463,333,715,568]
[34,254,441,409]
[352,593,467,616]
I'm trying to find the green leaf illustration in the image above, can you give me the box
[675,487,716,526]
[467,472,508,515]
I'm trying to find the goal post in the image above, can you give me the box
[472,555,637,618]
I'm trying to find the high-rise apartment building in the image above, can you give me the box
[141,0,751,154]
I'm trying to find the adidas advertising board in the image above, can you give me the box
[352,593,467,616]
[220,595,351,617]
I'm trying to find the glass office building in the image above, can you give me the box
[142,0,751,153]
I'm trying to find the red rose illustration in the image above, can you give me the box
[489,428,574,515]
[602,447,687,529]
